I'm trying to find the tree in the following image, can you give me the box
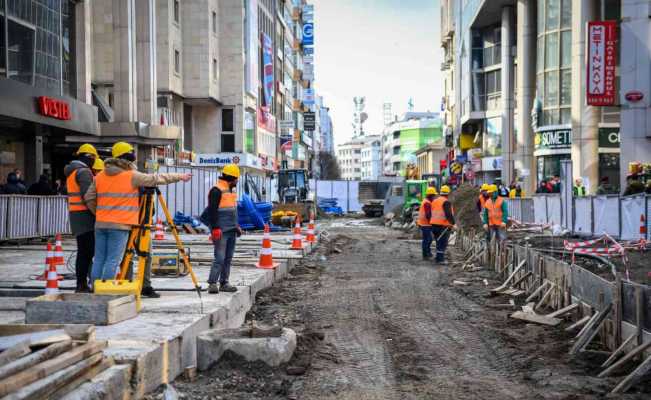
[318,151,341,180]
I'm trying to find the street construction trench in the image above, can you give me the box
[150,218,650,400]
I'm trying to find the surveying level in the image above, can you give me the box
[94,187,203,311]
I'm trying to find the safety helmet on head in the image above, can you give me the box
[112,142,134,158]
[76,143,98,158]
[488,184,498,193]
[480,183,489,191]
[222,163,240,179]
[440,185,451,195]
[425,187,438,196]
[92,158,104,171]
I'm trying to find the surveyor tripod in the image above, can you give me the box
[117,187,203,300]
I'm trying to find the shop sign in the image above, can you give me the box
[38,96,71,120]
[258,154,278,172]
[481,156,502,172]
[194,153,263,169]
[257,107,276,133]
[280,135,292,152]
[279,119,294,131]
[304,88,315,105]
[625,90,644,102]
[302,22,314,46]
[303,111,316,131]
[587,21,617,106]
[598,127,620,148]
[534,129,572,150]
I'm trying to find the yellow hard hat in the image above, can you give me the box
[112,142,134,158]
[222,163,240,179]
[480,183,489,191]
[92,158,104,171]
[440,185,451,195]
[487,184,498,193]
[425,187,438,196]
[76,143,98,157]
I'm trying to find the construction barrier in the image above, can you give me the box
[0,195,70,240]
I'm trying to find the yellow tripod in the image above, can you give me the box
[95,187,202,311]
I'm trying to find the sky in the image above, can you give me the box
[311,0,443,146]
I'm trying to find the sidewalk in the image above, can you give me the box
[0,231,315,399]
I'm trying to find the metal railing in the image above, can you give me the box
[0,195,70,240]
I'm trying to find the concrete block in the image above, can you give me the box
[103,340,164,398]
[197,327,296,370]
[60,364,132,400]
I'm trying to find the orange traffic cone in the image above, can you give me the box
[290,216,303,250]
[36,242,54,281]
[155,219,165,240]
[54,234,64,265]
[306,213,316,243]
[256,224,279,269]
[641,214,647,238]
[45,254,59,295]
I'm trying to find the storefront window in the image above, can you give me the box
[536,0,571,127]
[483,117,502,157]
[537,154,571,183]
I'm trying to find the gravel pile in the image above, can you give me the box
[448,183,483,230]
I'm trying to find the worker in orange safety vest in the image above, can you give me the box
[417,187,438,260]
[430,185,456,264]
[482,184,509,243]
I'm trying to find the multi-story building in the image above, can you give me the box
[316,96,334,154]
[360,136,382,180]
[444,0,647,194]
[382,112,443,176]
[337,137,364,180]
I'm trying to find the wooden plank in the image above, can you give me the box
[510,311,561,326]
[0,325,94,341]
[546,303,579,319]
[48,357,114,399]
[635,286,644,348]
[0,340,106,397]
[598,340,651,377]
[491,261,523,293]
[611,353,651,394]
[511,271,533,289]
[569,303,612,356]
[613,275,622,347]
[575,312,598,338]
[535,283,556,311]
[3,353,104,400]
[0,342,31,365]
[25,294,136,326]
[525,280,549,303]
[0,331,71,352]
[601,333,637,369]
[565,315,591,332]
[0,340,73,381]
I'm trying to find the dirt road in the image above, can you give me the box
[162,219,650,400]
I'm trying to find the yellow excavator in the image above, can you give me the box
[273,169,315,221]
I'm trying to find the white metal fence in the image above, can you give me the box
[0,195,70,240]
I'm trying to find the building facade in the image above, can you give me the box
[337,137,364,180]
[444,0,644,194]
[360,135,382,180]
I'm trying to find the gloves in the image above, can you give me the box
[211,228,222,241]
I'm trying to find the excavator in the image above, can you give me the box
[273,168,315,221]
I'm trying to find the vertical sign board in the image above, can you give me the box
[587,21,617,106]
[245,0,258,96]
[262,33,274,108]
[304,112,316,131]
[302,22,314,46]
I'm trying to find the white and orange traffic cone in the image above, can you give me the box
[155,219,165,240]
[290,216,303,250]
[256,224,279,269]
[54,233,64,265]
[45,254,60,295]
[306,213,316,243]
[36,242,54,281]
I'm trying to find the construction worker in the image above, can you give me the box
[84,142,192,291]
[430,185,456,264]
[418,187,438,260]
[477,183,490,213]
[483,184,508,243]
[573,178,587,197]
[92,158,104,175]
[64,144,98,293]
[204,164,242,294]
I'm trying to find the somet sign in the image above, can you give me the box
[535,129,572,150]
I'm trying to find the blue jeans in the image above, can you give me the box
[488,226,507,243]
[432,225,450,262]
[208,231,237,285]
[90,228,130,285]
[420,226,433,257]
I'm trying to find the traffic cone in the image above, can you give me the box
[154,219,165,240]
[306,213,316,243]
[54,234,64,265]
[641,214,647,238]
[290,216,303,250]
[256,224,279,269]
[36,242,54,281]
[44,255,59,295]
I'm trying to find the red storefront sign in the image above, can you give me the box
[586,21,617,106]
[38,96,71,120]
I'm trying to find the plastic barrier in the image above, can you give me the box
[547,195,562,226]
[620,195,645,240]
[533,196,548,224]
[593,195,619,237]
[573,197,592,236]
[38,196,70,236]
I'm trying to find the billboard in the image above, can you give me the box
[262,33,274,108]
[245,0,258,96]
[587,21,617,106]
[302,22,314,46]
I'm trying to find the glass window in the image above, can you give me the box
[560,69,571,106]
[174,0,180,23]
[545,32,559,69]
[212,59,217,80]
[0,12,5,76]
[560,31,571,68]
[561,0,572,28]
[546,0,560,30]
[222,109,234,132]
[8,19,35,85]
[544,71,559,106]
[537,0,545,34]
[560,108,571,124]
[212,11,217,33]
[537,37,544,73]
[221,134,235,152]
[174,50,180,73]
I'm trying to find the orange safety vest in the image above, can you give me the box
[215,179,238,231]
[485,196,504,226]
[95,170,139,225]
[478,194,487,210]
[67,169,89,212]
[430,196,453,227]
[417,198,432,227]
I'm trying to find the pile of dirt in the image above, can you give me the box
[449,183,482,230]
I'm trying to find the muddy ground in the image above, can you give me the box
[153,219,650,400]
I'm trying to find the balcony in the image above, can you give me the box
[292,7,301,21]
[292,38,301,51]
[292,69,302,81]
[292,99,303,112]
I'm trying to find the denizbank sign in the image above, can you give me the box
[194,153,264,170]
[534,129,572,150]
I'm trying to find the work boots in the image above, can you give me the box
[220,283,237,293]
[208,283,219,294]
[141,286,161,298]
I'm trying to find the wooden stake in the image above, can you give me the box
[525,280,549,303]
[611,354,651,394]
[535,283,555,311]
[613,275,622,347]
[546,302,579,319]
[598,340,651,377]
[570,303,612,356]
[565,315,591,332]
[601,333,637,369]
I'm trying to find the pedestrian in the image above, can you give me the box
[53,179,65,195]
[84,142,192,288]
[573,178,587,197]
[12,169,26,190]
[483,184,508,243]
[417,187,438,260]
[536,180,550,194]
[596,176,614,195]
[27,174,55,196]
[3,172,26,194]
[203,164,242,294]
[430,185,456,264]
[477,183,489,213]
[623,174,645,196]
[509,183,524,198]
[64,143,98,292]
